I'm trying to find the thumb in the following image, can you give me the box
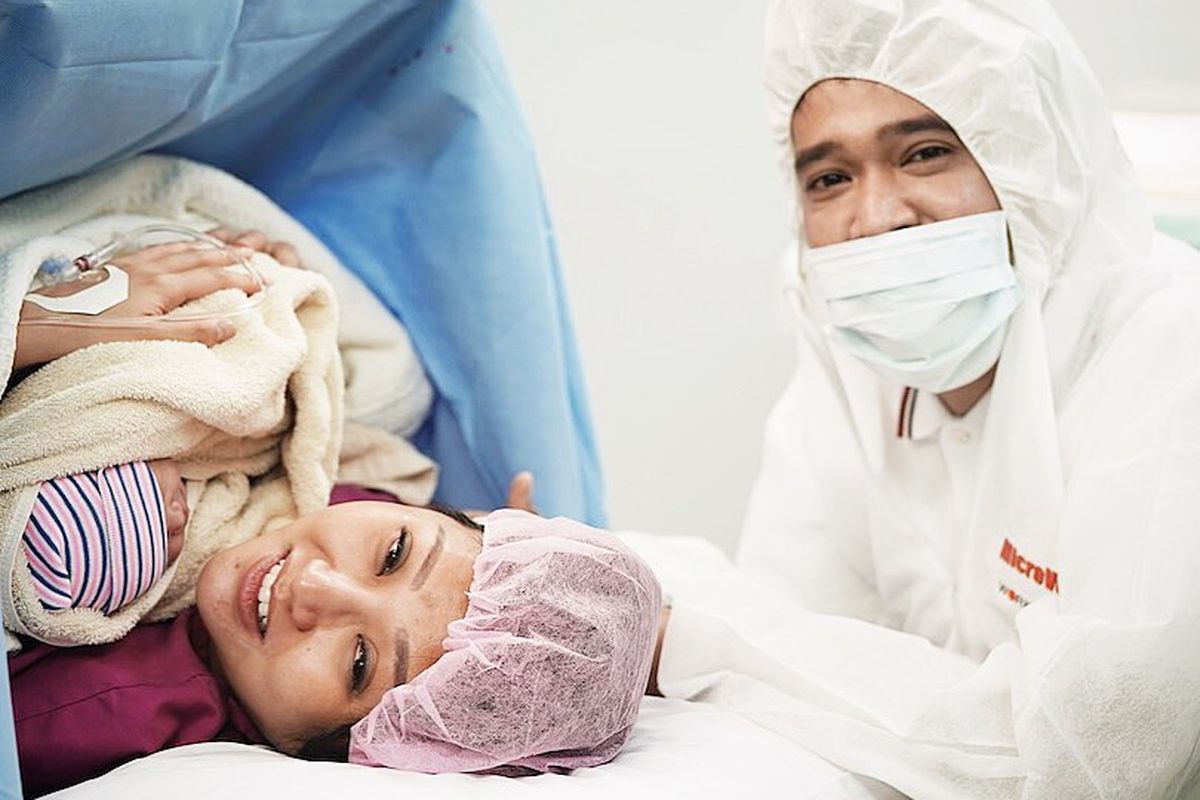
[190,319,237,347]
[506,471,537,514]
[129,318,236,347]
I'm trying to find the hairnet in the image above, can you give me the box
[349,509,662,774]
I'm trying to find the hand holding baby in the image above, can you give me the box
[13,228,293,372]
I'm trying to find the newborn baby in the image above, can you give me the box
[21,459,189,613]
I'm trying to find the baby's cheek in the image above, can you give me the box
[165,487,191,560]
[166,526,185,565]
[162,488,190,565]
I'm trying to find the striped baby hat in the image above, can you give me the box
[21,461,169,614]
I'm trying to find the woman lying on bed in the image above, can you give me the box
[6,236,664,796]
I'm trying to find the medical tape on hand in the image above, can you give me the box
[23,264,130,315]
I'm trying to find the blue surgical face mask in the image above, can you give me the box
[802,210,1020,393]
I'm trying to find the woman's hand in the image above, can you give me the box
[14,230,292,372]
[208,228,300,267]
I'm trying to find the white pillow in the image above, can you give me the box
[47,698,900,800]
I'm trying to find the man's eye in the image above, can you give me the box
[379,529,411,576]
[351,635,370,693]
[806,172,848,192]
[906,145,951,163]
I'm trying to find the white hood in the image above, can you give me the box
[765,0,1186,399]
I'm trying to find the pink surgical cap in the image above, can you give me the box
[349,509,663,774]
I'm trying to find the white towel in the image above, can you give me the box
[0,156,436,649]
[0,155,434,437]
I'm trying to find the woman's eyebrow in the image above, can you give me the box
[409,524,445,590]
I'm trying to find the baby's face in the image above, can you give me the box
[195,501,482,752]
[147,458,188,563]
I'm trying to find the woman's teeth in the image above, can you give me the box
[257,558,285,636]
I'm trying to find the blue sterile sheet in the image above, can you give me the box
[0,0,605,524]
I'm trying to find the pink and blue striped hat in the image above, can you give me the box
[22,461,169,614]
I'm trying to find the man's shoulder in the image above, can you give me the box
[1110,271,1200,364]
[1060,268,1200,456]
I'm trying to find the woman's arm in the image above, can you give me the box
[14,243,256,372]
[14,229,296,373]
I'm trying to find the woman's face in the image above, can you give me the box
[195,501,482,752]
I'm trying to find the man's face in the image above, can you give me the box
[195,501,481,752]
[790,79,1000,247]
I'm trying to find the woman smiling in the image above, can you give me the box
[10,487,663,794]
[196,500,483,753]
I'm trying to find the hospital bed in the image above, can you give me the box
[38,529,901,800]
[44,703,893,800]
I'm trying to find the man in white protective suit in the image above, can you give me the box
[653,1,1200,798]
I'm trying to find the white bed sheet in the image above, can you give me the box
[45,530,907,799]
[48,697,899,800]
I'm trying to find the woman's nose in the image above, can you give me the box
[285,557,364,632]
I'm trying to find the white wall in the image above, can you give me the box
[483,1,1198,553]
[1052,0,1200,113]
[484,1,792,552]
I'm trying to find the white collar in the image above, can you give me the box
[896,387,991,442]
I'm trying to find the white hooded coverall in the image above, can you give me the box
[655,1,1200,798]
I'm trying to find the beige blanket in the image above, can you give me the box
[0,156,437,650]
